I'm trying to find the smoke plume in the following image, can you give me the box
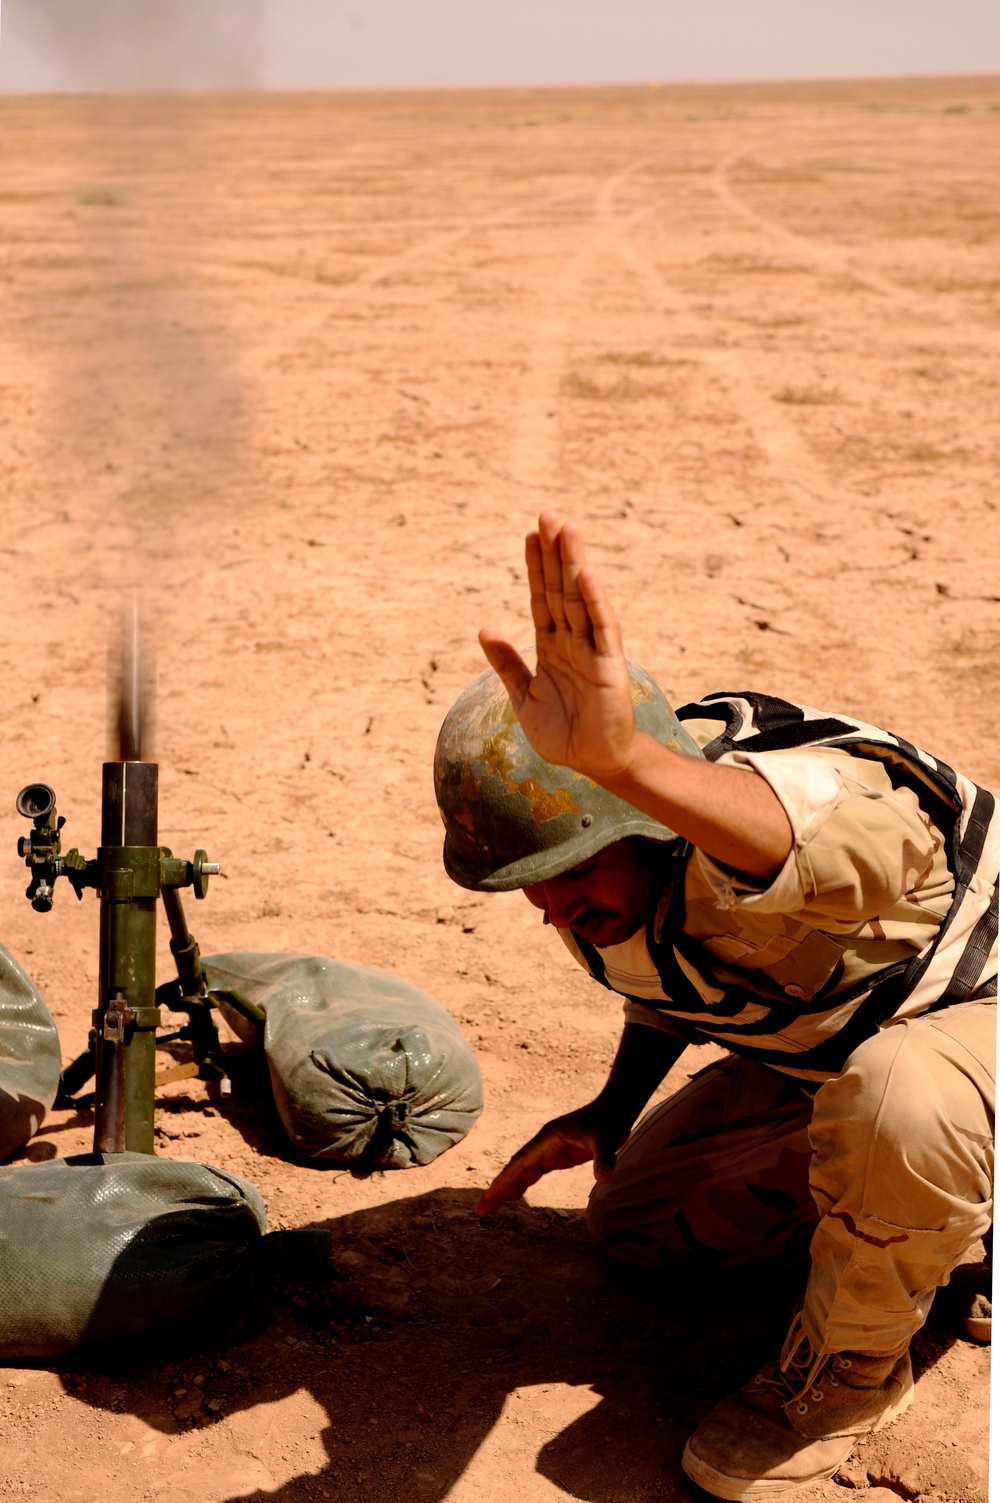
[0,0,266,93]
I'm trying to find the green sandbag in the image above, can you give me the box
[0,944,61,1162]
[202,951,483,1168]
[0,1153,268,1359]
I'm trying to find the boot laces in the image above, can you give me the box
[751,1313,851,1414]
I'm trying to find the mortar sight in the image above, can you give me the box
[16,784,56,821]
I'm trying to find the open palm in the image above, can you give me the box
[479,512,638,781]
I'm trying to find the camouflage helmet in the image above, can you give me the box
[433,652,704,892]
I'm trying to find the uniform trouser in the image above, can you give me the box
[587,1000,995,1356]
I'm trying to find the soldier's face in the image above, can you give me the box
[522,837,657,948]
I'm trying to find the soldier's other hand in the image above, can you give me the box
[473,1102,626,1217]
[478,511,638,783]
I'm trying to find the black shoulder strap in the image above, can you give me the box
[676,691,859,760]
[676,691,963,809]
[672,690,997,1035]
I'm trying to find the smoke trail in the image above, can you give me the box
[0,3,270,693]
[0,0,267,93]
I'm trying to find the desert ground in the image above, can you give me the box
[0,76,996,1503]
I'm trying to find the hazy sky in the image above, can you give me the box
[0,0,998,92]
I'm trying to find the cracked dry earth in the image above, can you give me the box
[0,75,996,1503]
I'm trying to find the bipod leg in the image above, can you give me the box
[159,887,232,1093]
[54,1039,97,1109]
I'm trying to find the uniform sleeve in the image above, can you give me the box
[622,1000,700,1040]
[693,748,942,930]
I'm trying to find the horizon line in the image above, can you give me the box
[1,68,998,101]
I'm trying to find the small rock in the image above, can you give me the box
[833,1461,868,1489]
[174,1390,204,1421]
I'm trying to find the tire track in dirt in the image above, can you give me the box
[239,183,601,378]
[602,160,836,509]
[505,158,659,504]
[711,151,1000,351]
[581,154,928,645]
[501,151,850,519]
[711,152,915,306]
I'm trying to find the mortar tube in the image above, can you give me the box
[94,760,159,1155]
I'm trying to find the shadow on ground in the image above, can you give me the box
[41,1184,975,1503]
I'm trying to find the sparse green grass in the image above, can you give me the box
[773,385,840,405]
[561,372,667,401]
[598,350,694,369]
[75,185,127,207]
[902,274,1000,294]
[704,253,808,275]
[742,313,807,329]
[903,441,961,464]
[818,432,972,467]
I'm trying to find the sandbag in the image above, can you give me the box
[0,1153,268,1359]
[202,951,483,1168]
[0,944,61,1161]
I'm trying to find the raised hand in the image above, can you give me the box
[479,512,793,878]
[478,511,638,781]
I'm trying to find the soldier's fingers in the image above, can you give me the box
[577,564,624,660]
[558,522,594,640]
[479,631,533,709]
[525,531,555,634]
[538,511,569,628]
[474,1153,547,1216]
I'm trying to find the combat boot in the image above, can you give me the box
[681,1317,914,1500]
[957,1227,992,1343]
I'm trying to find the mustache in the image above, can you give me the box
[567,907,620,931]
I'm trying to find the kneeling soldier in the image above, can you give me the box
[433,512,996,1501]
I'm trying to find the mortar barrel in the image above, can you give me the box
[95,760,160,1155]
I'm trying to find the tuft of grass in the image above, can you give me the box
[599,350,694,369]
[903,274,1000,294]
[704,253,808,275]
[742,313,807,330]
[76,184,127,207]
[561,372,667,402]
[901,441,959,464]
[773,385,840,406]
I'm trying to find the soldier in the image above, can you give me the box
[433,512,996,1500]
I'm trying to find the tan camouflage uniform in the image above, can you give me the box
[572,743,996,1357]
